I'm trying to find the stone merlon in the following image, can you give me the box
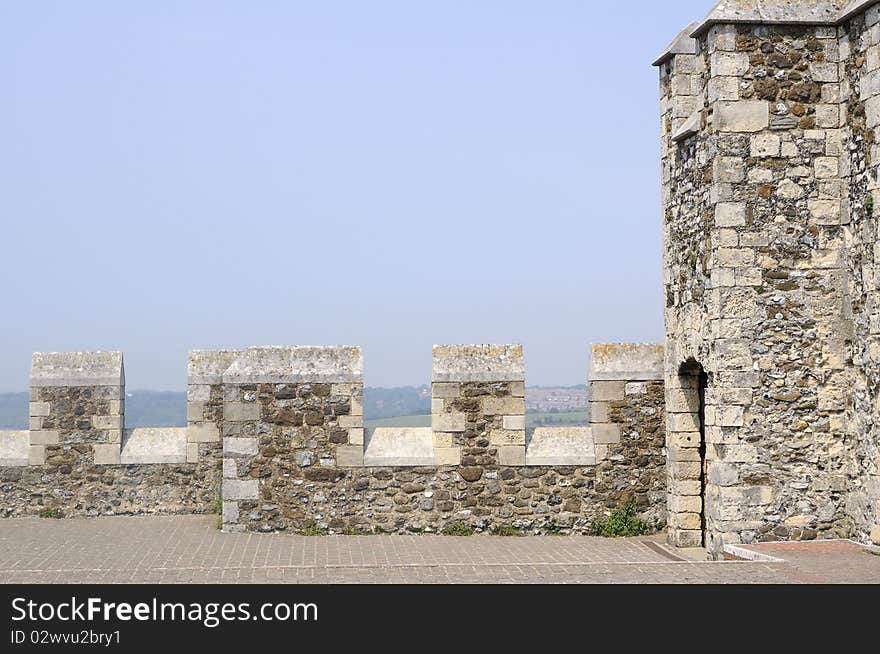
[221,346,363,384]
[589,344,664,382]
[432,344,524,383]
[31,351,124,388]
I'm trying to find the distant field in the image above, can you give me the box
[365,410,589,431]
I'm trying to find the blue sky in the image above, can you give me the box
[0,0,711,391]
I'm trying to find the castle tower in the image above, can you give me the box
[657,0,880,553]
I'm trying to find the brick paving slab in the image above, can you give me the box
[0,516,870,584]
[735,540,880,584]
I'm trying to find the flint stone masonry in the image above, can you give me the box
[659,0,880,553]
[1,342,667,535]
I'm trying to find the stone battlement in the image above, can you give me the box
[0,343,667,535]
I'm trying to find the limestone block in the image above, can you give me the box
[665,389,699,414]
[668,431,701,449]
[589,401,609,423]
[710,52,749,77]
[224,402,261,422]
[592,424,620,445]
[670,512,702,531]
[485,439,526,466]
[121,428,187,464]
[708,76,739,102]
[432,432,454,448]
[93,444,121,465]
[350,394,363,417]
[186,443,199,464]
[363,427,434,466]
[669,480,702,496]
[502,415,525,430]
[31,351,124,388]
[29,430,59,445]
[431,399,444,413]
[431,382,461,399]
[718,406,745,428]
[815,156,839,178]
[188,349,241,385]
[221,346,363,384]
[714,101,769,133]
[669,496,703,514]
[0,431,29,466]
[489,429,526,446]
[187,384,211,402]
[222,502,239,524]
[433,447,461,466]
[330,383,357,396]
[509,381,526,397]
[336,445,364,468]
[106,430,122,444]
[432,413,466,432]
[348,428,364,446]
[223,437,259,457]
[188,423,220,443]
[432,344,524,383]
[590,381,626,402]
[526,427,595,466]
[667,413,700,433]
[811,62,838,83]
[481,397,525,416]
[590,344,664,381]
[750,134,780,157]
[92,415,123,430]
[670,461,701,481]
[669,529,703,548]
[871,525,880,546]
[223,479,259,501]
[338,415,363,429]
[715,202,747,227]
[815,104,839,128]
[223,458,237,479]
[187,402,206,422]
[708,462,739,486]
[29,417,42,431]
[28,445,46,466]
[29,402,50,417]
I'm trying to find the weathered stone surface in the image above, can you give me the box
[432,345,524,383]
[526,427,595,466]
[590,344,664,381]
[0,431,29,467]
[364,428,434,466]
[121,428,187,464]
[31,352,124,387]
[222,346,363,384]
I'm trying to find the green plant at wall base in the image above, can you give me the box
[492,524,524,537]
[542,522,563,535]
[39,508,63,519]
[441,520,474,536]
[866,193,874,217]
[590,501,652,538]
[342,526,373,536]
[301,524,328,536]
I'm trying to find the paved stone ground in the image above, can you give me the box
[0,516,877,584]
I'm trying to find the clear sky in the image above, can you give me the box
[0,0,711,391]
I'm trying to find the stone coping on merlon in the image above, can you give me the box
[31,351,124,388]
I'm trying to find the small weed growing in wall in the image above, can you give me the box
[492,524,524,537]
[542,522,564,535]
[342,526,373,536]
[301,523,328,536]
[441,520,474,536]
[214,495,223,530]
[39,508,63,519]
[590,501,651,538]
[866,193,874,217]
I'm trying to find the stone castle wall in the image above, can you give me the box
[0,344,667,536]
[659,0,880,552]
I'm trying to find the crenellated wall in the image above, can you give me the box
[0,344,667,535]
